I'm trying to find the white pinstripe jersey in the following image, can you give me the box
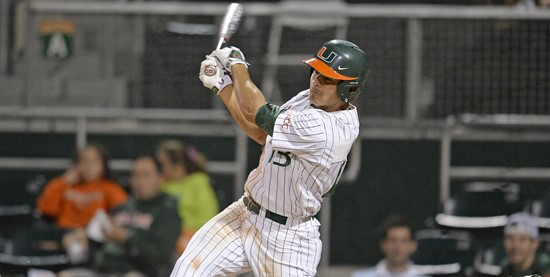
[244,89,359,218]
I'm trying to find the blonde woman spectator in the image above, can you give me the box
[156,140,218,253]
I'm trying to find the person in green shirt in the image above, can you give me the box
[500,212,550,277]
[156,140,219,253]
[59,155,181,277]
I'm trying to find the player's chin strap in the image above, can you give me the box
[255,103,286,136]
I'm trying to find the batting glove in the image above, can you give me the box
[210,46,249,73]
[199,56,232,95]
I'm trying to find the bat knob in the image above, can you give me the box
[204,65,216,76]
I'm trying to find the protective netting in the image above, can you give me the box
[423,19,550,118]
[5,4,550,118]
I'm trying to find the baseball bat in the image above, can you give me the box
[216,3,244,50]
[205,3,244,76]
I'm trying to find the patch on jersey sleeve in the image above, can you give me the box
[255,103,286,136]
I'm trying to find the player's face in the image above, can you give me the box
[504,233,538,268]
[77,147,104,183]
[380,227,417,267]
[130,157,162,200]
[309,70,346,112]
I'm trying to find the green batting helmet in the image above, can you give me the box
[303,39,369,103]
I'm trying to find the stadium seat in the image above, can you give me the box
[531,193,550,230]
[435,182,524,229]
[473,239,506,277]
[0,178,43,239]
[539,233,550,255]
[0,227,69,274]
[411,229,475,276]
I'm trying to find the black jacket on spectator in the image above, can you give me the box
[93,192,181,277]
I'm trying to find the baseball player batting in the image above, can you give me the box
[171,39,369,276]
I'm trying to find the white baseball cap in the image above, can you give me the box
[504,212,539,240]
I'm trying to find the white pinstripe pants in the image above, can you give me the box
[170,197,322,277]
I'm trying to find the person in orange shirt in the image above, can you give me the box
[37,144,128,229]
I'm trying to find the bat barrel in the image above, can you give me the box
[217,3,243,49]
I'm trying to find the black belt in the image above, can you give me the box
[243,196,288,225]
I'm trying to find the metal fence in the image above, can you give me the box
[1,1,549,120]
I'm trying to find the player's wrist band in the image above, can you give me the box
[212,74,233,95]
[228,59,249,70]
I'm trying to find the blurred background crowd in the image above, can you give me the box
[1,0,550,276]
[1,140,218,276]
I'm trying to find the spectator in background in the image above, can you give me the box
[352,216,424,277]
[499,212,550,277]
[37,144,127,229]
[156,140,218,253]
[60,155,181,277]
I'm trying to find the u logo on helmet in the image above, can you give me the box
[317,47,337,63]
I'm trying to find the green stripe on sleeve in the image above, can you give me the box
[255,103,286,136]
